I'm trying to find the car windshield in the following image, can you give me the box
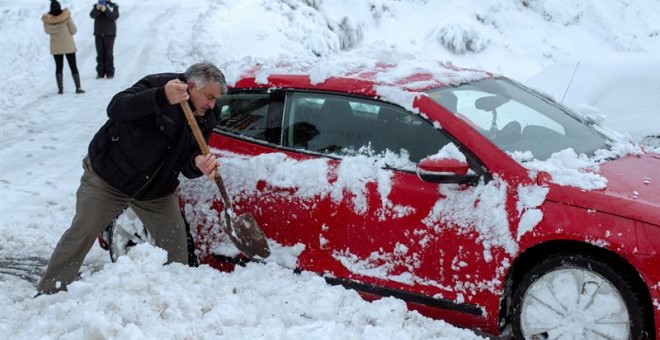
[425,78,610,161]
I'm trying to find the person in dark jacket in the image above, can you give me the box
[36,62,226,295]
[42,0,85,94]
[90,0,119,78]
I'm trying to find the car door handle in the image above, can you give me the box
[256,180,297,194]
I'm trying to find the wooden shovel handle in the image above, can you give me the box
[180,102,232,207]
[181,102,211,155]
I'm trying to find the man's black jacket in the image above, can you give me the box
[90,1,119,36]
[88,73,219,200]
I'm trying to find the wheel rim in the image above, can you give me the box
[520,267,630,339]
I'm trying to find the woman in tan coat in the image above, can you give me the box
[42,0,85,94]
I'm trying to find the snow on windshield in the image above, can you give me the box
[508,134,643,191]
[510,149,608,190]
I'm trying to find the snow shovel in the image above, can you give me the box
[181,101,271,259]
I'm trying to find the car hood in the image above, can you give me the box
[546,152,660,227]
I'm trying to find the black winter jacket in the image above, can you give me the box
[90,1,119,36]
[88,73,219,200]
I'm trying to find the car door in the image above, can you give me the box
[274,91,375,274]
[293,97,498,316]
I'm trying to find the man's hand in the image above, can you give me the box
[164,79,190,105]
[194,154,219,180]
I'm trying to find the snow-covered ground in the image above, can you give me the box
[0,0,658,338]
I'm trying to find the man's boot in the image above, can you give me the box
[56,73,63,94]
[73,73,85,94]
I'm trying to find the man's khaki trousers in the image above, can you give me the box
[37,156,189,294]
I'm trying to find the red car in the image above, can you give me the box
[102,63,659,339]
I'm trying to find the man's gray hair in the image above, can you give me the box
[185,62,227,94]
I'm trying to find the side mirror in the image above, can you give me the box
[416,157,479,184]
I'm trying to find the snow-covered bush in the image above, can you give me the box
[431,20,489,54]
[335,16,365,50]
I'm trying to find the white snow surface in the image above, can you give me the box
[1,0,658,339]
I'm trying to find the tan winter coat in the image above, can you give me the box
[42,8,77,55]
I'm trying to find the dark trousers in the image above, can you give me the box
[95,35,116,77]
[53,53,79,75]
[37,156,189,294]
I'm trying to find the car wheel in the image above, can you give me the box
[510,253,649,339]
[107,208,152,262]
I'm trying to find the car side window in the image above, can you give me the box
[282,93,374,154]
[283,92,453,164]
[374,104,454,163]
[215,92,282,144]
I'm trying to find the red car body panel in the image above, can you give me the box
[540,153,660,226]
[180,72,660,336]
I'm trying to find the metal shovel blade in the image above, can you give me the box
[221,210,270,259]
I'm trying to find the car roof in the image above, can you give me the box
[231,61,494,96]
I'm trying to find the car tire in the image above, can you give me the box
[510,253,650,340]
[107,208,152,262]
[105,208,199,267]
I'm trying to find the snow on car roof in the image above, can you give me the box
[225,54,493,112]
[227,55,493,93]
